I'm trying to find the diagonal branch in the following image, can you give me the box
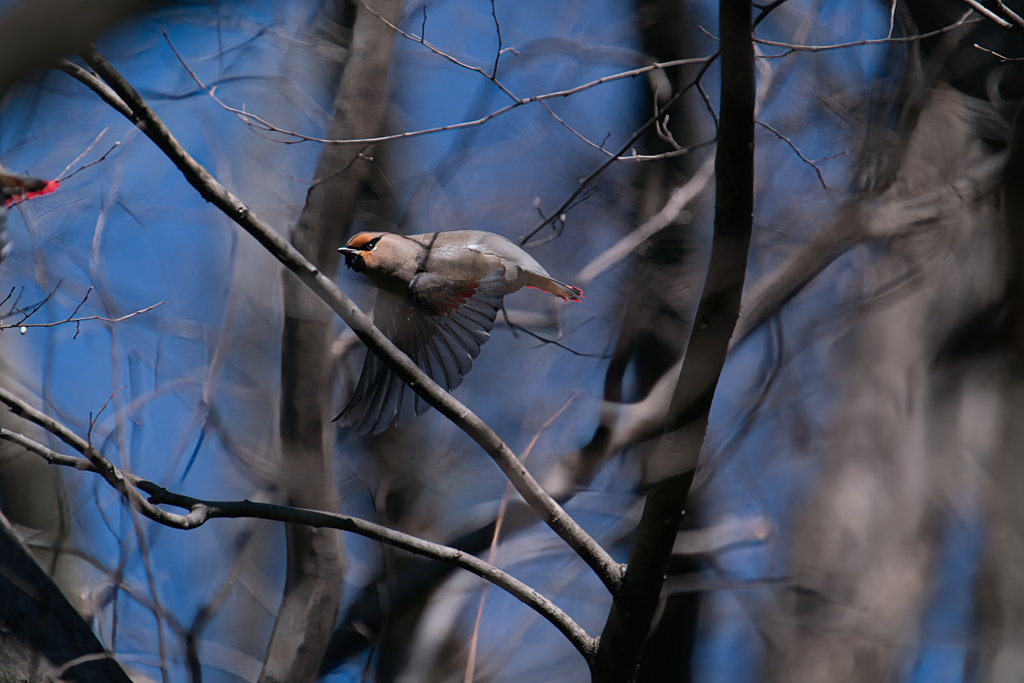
[756,119,831,189]
[55,60,132,119]
[0,396,597,662]
[994,0,1024,28]
[58,47,623,594]
[962,0,1013,28]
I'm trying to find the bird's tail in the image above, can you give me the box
[525,272,583,301]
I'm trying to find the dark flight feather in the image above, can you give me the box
[335,268,506,434]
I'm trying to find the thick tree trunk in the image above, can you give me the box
[757,85,1009,683]
[260,1,400,681]
[0,510,132,682]
[592,0,755,679]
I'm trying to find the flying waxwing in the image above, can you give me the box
[336,229,583,435]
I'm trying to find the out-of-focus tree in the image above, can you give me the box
[0,1,1022,682]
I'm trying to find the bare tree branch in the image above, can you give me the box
[962,0,1013,28]
[0,297,163,338]
[994,0,1024,28]
[0,399,598,662]
[55,60,133,119]
[756,119,832,189]
[57,46,623,593]
[971,41,1024,60]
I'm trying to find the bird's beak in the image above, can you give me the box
[338,246,361,270]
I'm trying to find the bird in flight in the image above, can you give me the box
[336,230,582,434]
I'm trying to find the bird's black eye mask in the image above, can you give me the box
[338,236,382,271]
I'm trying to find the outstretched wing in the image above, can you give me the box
[335,268,506,435]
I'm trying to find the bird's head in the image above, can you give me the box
[338,232,386,273]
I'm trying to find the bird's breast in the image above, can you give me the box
[364,267,414,298]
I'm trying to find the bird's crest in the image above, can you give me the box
[347,232,385,250]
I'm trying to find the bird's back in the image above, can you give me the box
[410,230,549,290]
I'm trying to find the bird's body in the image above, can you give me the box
[337,230,582,434]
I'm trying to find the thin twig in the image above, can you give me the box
[531,56,714,101]
[306,147,373,190]
[87,385,125,448]
[357,1,517,102]
[500,301,607,358]
[696,79,719,131]
[521,55,720,246]
[538,97,709,164]
[972,42,1024,60]
[160,18,710,153]
[9,282,60,326]
[0,301,163,334]
[490,0,503,79]
[756,120,829,189]
[68,287,92,324]
[654,113,683,150]
[56,127,108,179]
[464,391,581,683]
[697,25,720,42]
[754,13,980,56]
[56,142,120,183]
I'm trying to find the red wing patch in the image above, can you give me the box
[444,282,480,312]
[4,179,59,208]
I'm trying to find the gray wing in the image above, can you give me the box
[335,268,506,435]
